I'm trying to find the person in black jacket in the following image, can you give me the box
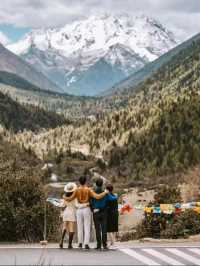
[106,184,118,248]
[90,179,117,250]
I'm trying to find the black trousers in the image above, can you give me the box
[93,209,107,248]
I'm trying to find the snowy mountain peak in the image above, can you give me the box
[7,13,178,96]
[8,13,176,58]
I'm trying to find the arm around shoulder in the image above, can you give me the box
[89,189,107,199]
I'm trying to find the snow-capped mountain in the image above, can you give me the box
[7,13,178,96]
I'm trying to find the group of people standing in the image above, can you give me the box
[59,176,118,250]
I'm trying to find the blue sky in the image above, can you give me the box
[0,0,200,44]
[0,24,30,42]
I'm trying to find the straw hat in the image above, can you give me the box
[64,182,77,193]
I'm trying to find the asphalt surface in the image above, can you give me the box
[1,244,200,265]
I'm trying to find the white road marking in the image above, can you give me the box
[166,248,200,265]
[121,248,160,266]
[142,248,184,266]
[188,248,200,256]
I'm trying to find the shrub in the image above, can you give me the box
[161,210,200,239]
[0,172,59,242]
[135,185,200,239]
[136,213,171,239]
[137,210,200,240]
[136,186,200,239]
[96,158,106,170]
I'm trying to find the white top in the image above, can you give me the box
[62,199,76,222]
[61,199,89,222]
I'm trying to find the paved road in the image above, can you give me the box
[1,244,200,265]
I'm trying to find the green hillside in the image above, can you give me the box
[0,71,44,92]
[0,71,103,119]
[0,91,68,133]
[102,38,200,181]
[108,91,200,180]
[78,35,200,183]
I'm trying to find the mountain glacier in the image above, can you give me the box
[7,13,178,96]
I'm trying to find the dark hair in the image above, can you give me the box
[106,184,113,192]
[65,192,73,197]
[96,178,103,187]
[79,176,87,185]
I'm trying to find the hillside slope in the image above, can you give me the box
[0,91,68,133]
[0,71,47,93]
[103,33,200,96]
[0,71,101,118]
[108,91,200,180]
[0,71,124,119]
[0,43,62,93]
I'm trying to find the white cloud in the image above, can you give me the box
[157,12,200,41]
[0,0,199,41]
[0,0,85,27]
[0,31,10,45]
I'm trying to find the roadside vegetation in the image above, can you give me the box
[0,138,58,242]
[136,186,200,239]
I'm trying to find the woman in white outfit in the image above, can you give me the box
[59,182,77,249]
[60,182,89,249]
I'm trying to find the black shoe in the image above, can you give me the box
[85,244,90,250]
[68,232,74,250]
[78,243,82,249]
[103,246,109,251]
[95,246,101,251]
[59,229,66,249]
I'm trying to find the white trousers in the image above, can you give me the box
[76,207,92,246]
